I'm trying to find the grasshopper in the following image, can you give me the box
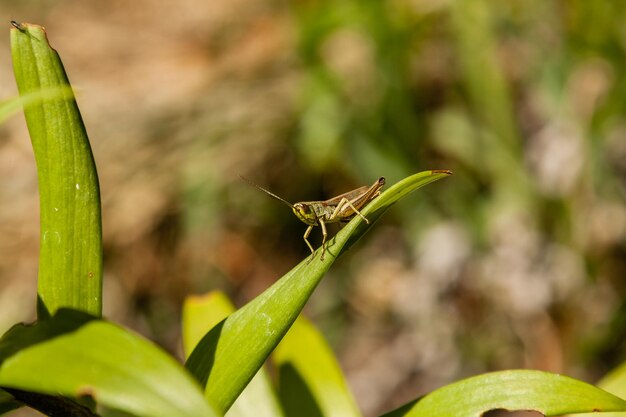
[243,176,386,261]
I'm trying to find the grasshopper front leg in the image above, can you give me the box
[303,224,315,261]
[303,220,328,262]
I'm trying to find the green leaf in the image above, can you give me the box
[0,309,218,417]
[274,316,361,417]
[11,22,103,318]
[186,170,451,413]
[575,361,626,417]
[182,292,284,417]
[380,370,626,417]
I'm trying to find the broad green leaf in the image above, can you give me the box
[186,170,451,413]
[11,22,102,318]
[274,316,361,417]
[0,309,218,417]
[380,370,626,417]
[183,292,284,417]
[575,362,626,417]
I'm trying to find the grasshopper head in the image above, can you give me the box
[293,203,318,225]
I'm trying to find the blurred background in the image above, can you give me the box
[0,0,625,415]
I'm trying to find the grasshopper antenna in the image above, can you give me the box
[240,175,295,209]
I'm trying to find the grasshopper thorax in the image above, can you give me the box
[293,203,318,226]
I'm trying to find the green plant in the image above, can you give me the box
[1,22,626,417]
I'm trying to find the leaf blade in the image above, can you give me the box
[186,170,451,413]
[274,316,362,417]
[380,370,626,417]
[11,23,103,318]
[575,361,626,417]
[182,292,284,417]
[0,310,218,417]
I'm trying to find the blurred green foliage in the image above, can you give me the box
[238,1,626,410]
[176,0,626,383]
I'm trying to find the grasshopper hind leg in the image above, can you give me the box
[319,219,328,261]
[341,197,370,224]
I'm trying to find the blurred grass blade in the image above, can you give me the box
[11,22,102,318]
[575,361,626,417]
[186,170,451,413]
[449,0,532,205]
[0,86,73,126]
[450,0,518,151]
[274,316,361,417]
[183,292,284,417]
[0,309,219,417]
[380,370,626,417]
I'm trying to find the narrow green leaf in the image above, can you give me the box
[380,370,626,417]
[11,22,102,318]
[183,291,284,417]
[274,316,361,417]
[0,309,218,417]
[186,170,451,413]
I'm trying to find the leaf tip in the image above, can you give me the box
[432,169,453,176]
[10,21,46,32]
[10,21,50,46]
[10,21,25,31]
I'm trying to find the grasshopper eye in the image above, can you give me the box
[293,203,316,224]
[294,203,310,216]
